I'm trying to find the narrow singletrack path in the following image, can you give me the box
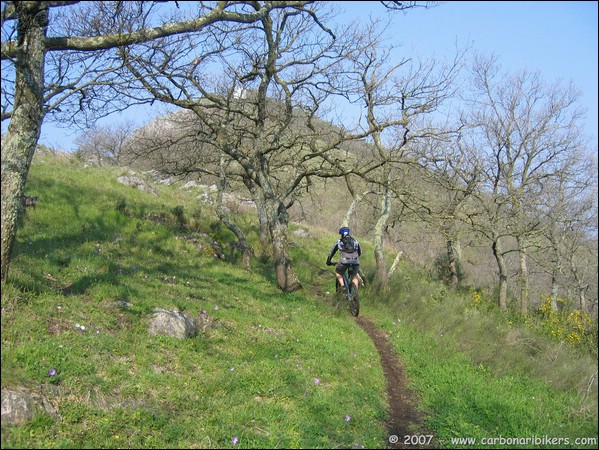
[355,316,436,449]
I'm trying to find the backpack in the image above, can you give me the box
[340,235,358,254]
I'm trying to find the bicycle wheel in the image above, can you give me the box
[348,284,359,317]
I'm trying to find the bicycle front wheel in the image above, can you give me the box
[348,285,359,317]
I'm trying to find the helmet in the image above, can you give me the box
[339,227,350,236]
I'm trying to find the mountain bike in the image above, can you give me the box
[332,263,360,317]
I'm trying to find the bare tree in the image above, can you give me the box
[412,131,482,287]
[340,18,465,288]
[464,54,591,313]
[533,161,598,314]
[1,1,309,282]
[103,2,360,291]
[74,121,136,166]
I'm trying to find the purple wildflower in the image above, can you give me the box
[48,368,57,377]
[232,436,239,445]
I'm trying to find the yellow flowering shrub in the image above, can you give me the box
[536,296,596,351]
[470,288,483,308]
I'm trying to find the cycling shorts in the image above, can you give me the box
[336,262,360,278]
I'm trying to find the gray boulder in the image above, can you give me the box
[1,387,58,426]
[148,309,199,339]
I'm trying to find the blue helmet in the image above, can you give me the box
[339,227,350,236]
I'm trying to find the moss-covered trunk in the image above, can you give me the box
[1,2,48,282]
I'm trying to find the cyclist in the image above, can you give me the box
[326,227,362,296]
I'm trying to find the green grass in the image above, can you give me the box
[1,152,597,448]
[363,270,597,449]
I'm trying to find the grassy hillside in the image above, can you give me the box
[1,152,597,449]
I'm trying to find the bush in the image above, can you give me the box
[536,296,598,355]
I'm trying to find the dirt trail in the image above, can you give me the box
[355,316,436,449]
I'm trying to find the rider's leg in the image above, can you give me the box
[335,264,346,287]
[334,267,346,304]
[349,265,360,290]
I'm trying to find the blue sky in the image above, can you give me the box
[334,1,598,148]
[30,1,599,152]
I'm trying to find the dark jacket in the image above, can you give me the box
[327,235,361,265]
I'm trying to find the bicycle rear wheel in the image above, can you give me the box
[348,284,359,317]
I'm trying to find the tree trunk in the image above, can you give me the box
[242,172,300,292]
[446,237,462,287]
[343,190,368,227]
[265,197,301,292]
[215,156,253,270]
[247,182,271,252]
[549,228,562,311]
[550,273,560,311]
[571,265,588,313]
[517,235,530,314]
[342,197,358,228]
[577,286,588,313]
[374,183,391,288]
[387,250,403,278]
[1,2,49,282]
[216,209,253,270]
[492,237,508,310]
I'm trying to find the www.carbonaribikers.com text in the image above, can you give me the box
[450,436,597,446]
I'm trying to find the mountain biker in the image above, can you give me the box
[326,227,362,295]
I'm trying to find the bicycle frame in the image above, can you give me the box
[333,264,359,317]
[341,272,352,297]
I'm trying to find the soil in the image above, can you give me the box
[355,316,438,449]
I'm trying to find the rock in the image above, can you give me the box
[1,387,59,426]
[148,309,199,339]
[116,176,159,196]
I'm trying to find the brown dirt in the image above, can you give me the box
[355,316,437,449]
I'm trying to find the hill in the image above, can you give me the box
[1,152,597,448]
